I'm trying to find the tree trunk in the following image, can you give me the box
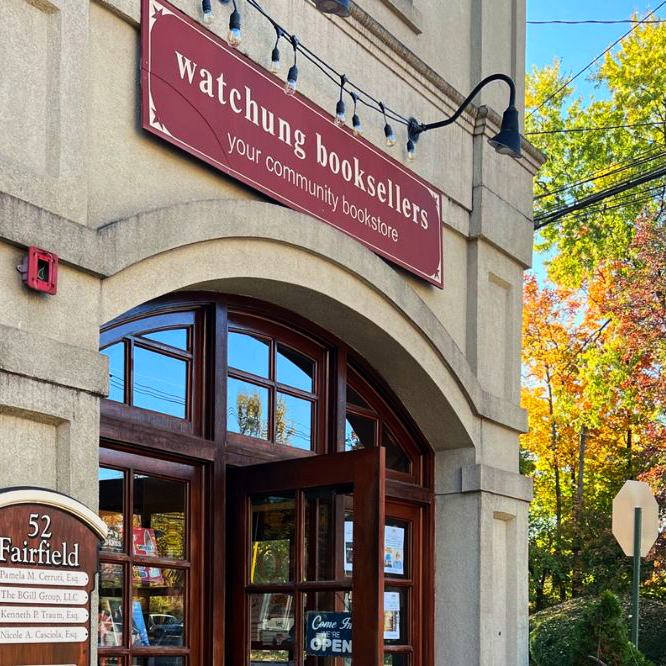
[572,427,587,596]
[627,428,633,479]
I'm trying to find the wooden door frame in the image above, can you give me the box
[227,447,386,666]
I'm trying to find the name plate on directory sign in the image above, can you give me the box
[0,487,107,665]
[141,0,443,287]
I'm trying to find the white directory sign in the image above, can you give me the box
[0,587,88,606]
[0,626,88,644]
[0,606,89,623]
[0,567,88,587]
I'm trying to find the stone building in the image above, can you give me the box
[0,0,542,663]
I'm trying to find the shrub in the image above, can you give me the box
[530,593,666,665]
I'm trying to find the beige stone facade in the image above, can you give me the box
[0,0,542,663]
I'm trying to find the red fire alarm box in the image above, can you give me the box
[17,246,58,295]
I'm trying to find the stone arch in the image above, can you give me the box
[97,199,498,451]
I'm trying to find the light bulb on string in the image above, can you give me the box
[285,36,299,95]
[351,93,362,136]
[406,118,421,163]
[202,0,214,24]
[380,102,396,147]
[334,75,347,126]
[227,1,242,48]
[269,26,282,73]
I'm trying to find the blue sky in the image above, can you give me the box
[525,1,665,281]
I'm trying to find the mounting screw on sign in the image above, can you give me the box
[17,246,59,295]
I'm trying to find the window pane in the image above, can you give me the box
[141,328,188,350]
[133,474,186,560]
[228,331,270,377]
[133,659,185,666]
[346,385,370,410]
[102,342,125,403]
[132,567,185,647]
[276,344,314,392]
[276,392,312,450]
[382,428,411,474]
[133,347,187,418]
[305,488,353,581]
[384,653,409,665]
[99,563,124,647]
[304,590,353,662]
[228,378,269,439]
[384,588,407,645]
[100,659,123,666]
[251,495,295,584]
[345,413,376,451]
[99,467,124,553]
[250,593,294,658]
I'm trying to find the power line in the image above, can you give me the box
[528,19,666,25]
[534,147,666,202]
[526,120,666,135]
[527,0,666,119]
[534,163,666,229]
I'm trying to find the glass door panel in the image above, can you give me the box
[228,448,385,666]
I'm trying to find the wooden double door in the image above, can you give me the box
[227,447,387,666]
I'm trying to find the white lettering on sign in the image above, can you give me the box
[0,626,88,644]
[0,586,87,605]
[0,537,80,568]
[0,566,88,587]
[0,606,88,623]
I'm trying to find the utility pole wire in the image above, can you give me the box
[534,164,666,229]
[527,0,666,119]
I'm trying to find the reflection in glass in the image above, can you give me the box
[141,328,189,350]
[276,392,312,450]
[228,378,269,439]
[99,563,123,647]
[132,658,185,666]
[99,467,124,553]
[304,488,352,581]
[132,567,185,647]
[133,347,187,418]
[228,332,270,377]
[383,654,409,666]
[100,658,123,666]
[251,495,295,584]
[102,343,125,403]
[383,587,407,645]
[277,344,314,392]
[250,593,294,662]
[133,474,186,560]
[345,413,376,451]
[382,428,410,474]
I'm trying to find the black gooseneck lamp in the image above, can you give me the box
[410,73,522,159]
[314,0,351,17]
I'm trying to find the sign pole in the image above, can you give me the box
[631,506,642,648]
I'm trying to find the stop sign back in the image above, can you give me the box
[612,480,660,557]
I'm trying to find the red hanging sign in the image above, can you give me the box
[141,0,443,287]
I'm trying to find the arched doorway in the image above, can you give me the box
[96,293,434,666]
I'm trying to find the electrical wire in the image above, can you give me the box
[534,163,666,229]
[526,120,666,135]
[527,0,666,119]
[528,19,666,25]
[534,147,666,201]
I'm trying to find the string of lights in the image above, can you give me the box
[527,0,666,119]
[196,0,521,161]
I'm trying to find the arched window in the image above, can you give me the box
[97,294,433,666]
